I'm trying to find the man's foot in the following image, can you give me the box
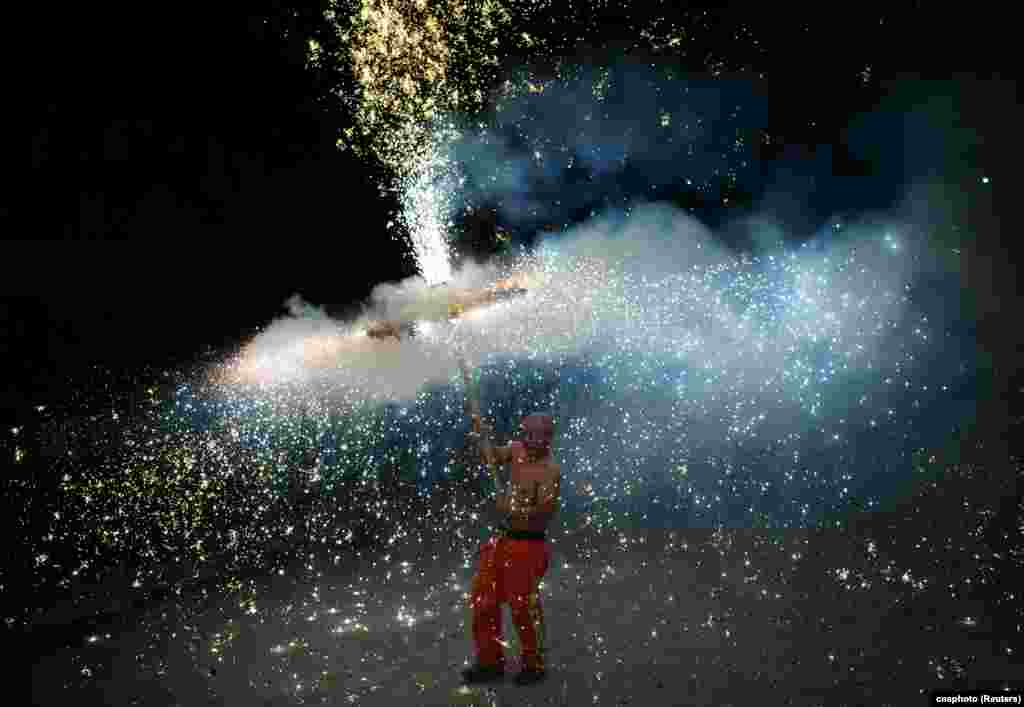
[461,663,505,684]
[515,668,547,686]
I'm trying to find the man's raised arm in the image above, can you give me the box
[470,415,512,467]
[459,354,512,468]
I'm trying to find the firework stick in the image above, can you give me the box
[457,355,480,429]
[458,354,503,490]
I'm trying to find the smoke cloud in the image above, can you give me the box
[211,62,981,528]
[450,56,769,234]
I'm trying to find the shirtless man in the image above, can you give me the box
[462,411,561,686]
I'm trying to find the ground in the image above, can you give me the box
[27,514,1023,706]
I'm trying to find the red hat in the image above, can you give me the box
[520,413,554,452]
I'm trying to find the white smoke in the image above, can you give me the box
[229,198,931,408]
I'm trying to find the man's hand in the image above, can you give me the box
[471,417,513,468]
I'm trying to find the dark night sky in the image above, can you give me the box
[9,3,1019,415]
[14,3,415,405]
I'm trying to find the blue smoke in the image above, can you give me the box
[450,57,770,238]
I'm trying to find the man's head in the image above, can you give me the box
[518,413,555,460]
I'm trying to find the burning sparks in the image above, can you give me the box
[13,5,1011,704]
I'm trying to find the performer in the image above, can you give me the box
[460,359,561,686]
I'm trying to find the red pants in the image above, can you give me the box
[470,534,550,671]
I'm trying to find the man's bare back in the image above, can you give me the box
[475,429,561,534]
[500,443,561,533]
